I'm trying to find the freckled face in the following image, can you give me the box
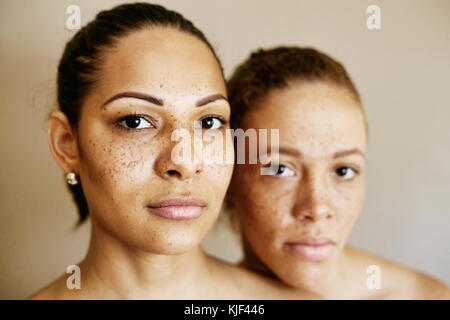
[76,27,233,254]
[230,81,367,286]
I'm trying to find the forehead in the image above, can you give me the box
[93,27,225,105]
[241,82,367,157]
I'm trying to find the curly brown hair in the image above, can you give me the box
[227,46,363,129]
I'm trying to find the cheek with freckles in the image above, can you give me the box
[202,162,233,209]
[78,133,156,228]
[235,167,297,257]
[75,121,234,254]
[331,180,365,249]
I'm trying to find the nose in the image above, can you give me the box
[154,137,203,181]
[292,172,333,222]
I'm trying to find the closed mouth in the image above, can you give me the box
[284,236,336,260]
[146,196,207,220]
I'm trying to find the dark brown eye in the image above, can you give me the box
[118,115,152,129]
[200,117,224,129]
[335,166,356,179]
[277,165,286,175]
[264,164,295,177]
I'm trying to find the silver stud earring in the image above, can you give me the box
[66,172,79,185]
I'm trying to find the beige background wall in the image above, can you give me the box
[1,0,449,299]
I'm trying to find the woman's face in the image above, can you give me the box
[74,27,233,254]
[230,81,367,286]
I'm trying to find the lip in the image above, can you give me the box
[284,236,336,260]
[146,196,207,220]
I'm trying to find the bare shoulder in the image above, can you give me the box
[346,246,450,299]
[411,272,450,299]
[27,275,64,300]
[205,254,319,299]
[28,274,81,300]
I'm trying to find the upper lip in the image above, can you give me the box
[147,196,207,208]
[285,236,335,246]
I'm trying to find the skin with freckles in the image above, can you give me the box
[229,80,450,299]
[29,28,318,299]
[73,27,231,255]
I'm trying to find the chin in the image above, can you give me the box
[156,244,198,255]
[137,231,202,255]
[277,265,324,288]
[93,206,211,255]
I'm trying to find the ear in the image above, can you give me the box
[47,110,80,175]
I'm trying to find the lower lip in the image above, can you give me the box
[285,243,335,260]
[147,205,204,220]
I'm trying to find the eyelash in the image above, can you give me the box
[262,162,296,178]
[114,112,156,132]
[114,113,228,132]
[333,166,360,180]
[262,163,360,180]
[198,114,228,130]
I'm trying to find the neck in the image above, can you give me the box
[240,236,277,279]
[295,246,367,299]
[78,217,212,299]
[294,253,350,298]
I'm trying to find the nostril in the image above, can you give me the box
[299,214,313,221]
[166,169,181,177]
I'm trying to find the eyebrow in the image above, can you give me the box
[266,146,364,159]
[333,148,365,159]
[101,91,227,109]
[278,146,302,157]
[102,92,163,108]
[196,93,228,107]
[259,146,302,159]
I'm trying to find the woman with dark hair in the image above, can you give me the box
[29,3,315,299]
[227,46,450,299]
